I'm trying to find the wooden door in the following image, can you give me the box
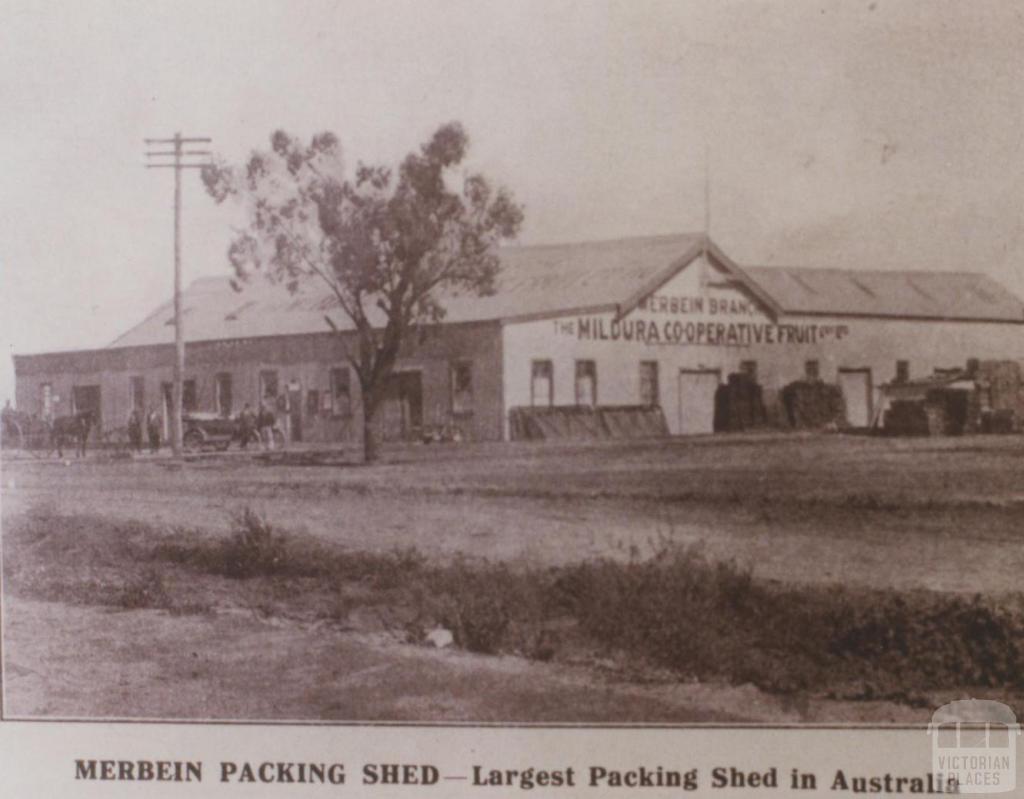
[677,370,719,435]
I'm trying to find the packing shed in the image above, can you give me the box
[13,233,1024,445]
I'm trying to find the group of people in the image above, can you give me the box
[126,408,163,454]
[125,402,278,454]
[237,402,278,450]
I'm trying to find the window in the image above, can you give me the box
[215,373,233,417]
[451,360,473,414]
[575,360,597,406]
[182,379,197,413]
[804,360,820,381]
[129,376,145,411]
[740,360,758,382]
[259,370,279,402]
[895,360,910,384]
[39,383,53,419]
[306,389,320,416]
[639,361,659,407]
[531,360,553,407]
[330,367,351,416]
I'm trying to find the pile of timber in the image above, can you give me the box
[780,379,846,430]
[883,386,977,437]
[976,360,1024,431]
[508,405,668,441]
[883,400,932,436]
[713,373,767,432]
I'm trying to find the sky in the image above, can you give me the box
[2,0,1024,406]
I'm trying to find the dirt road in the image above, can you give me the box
[4,433,1023,593]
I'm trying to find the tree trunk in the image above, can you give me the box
[362,409,378,463]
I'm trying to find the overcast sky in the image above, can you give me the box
[2,0,1023,405]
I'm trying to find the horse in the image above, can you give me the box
[1,407,23,449]
[50,410,95,458]
[1,408,50,452]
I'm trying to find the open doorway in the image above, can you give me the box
[376,370,423,441]
[71,385,101,437]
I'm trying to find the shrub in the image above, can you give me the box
[429,561,514,654]
[216,507,289,579]
[18,507,1024,705]
[117,568,171,610]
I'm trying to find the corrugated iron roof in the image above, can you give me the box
[109,233,704,347]
[744,266,1024,321]
[108,233,1024,348]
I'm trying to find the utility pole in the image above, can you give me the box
[700,138,711,288]
[703,139,711,240]
[145,133,211,459]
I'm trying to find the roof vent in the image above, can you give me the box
[905,278,935,302]
[786,270,818,295]
[969,284,997,304]
[848,277,877,298]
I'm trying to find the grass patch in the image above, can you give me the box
[6,505,1024,707]
[149,511,1024,703]
[552,548,1024,703]
[116,568,172,610]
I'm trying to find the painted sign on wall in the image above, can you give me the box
[553,316,850,348]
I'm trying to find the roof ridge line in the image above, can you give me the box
[749,264,992,279]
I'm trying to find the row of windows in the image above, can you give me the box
[527,359,913,408]
[115,361,476,419]
[37,358,913,418]
[530,360,662,408]
[120,369,355,419]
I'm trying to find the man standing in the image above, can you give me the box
[238,403,256,450]
[146,407,161,454]
[258,402,276,451]
[127,407,143,453]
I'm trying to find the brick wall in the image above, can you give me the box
[14,320,504,444]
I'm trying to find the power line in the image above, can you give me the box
[144,132,212,460]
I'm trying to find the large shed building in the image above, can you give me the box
[14,233,1024,444]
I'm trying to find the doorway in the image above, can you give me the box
[288,385,303,442]
[677,369,719,435]
[71,385,102,436]
[377,370,424,441]
[838,368,873,428]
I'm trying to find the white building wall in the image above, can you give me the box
[501,256,1024,436]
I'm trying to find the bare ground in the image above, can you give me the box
[4,433,1024,592]
[6,596,926,723]
[2,432,1023,722]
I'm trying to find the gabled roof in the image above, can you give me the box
[107,232,1024,349]
[615,236,782,321]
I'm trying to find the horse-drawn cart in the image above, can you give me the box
[1,409,54,456]
[181,412,282,452]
